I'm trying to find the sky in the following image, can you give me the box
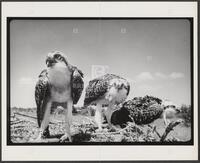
[10,19,191,108]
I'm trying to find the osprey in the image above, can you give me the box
[111,96,179,127]
[35,51,84,142]
[84,74,130,131]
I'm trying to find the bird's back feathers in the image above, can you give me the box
[71,67,84,104]
[84,74,129,106]
[111,96,164,126]
[35,69,50,127]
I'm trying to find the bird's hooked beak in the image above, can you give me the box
[46,56,56,67]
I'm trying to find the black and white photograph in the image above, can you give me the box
[9,18,193,144]
[1,1,198,161]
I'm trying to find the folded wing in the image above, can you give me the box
[71,67,84,104]
[35,69,51,128]
[84,74,125,106]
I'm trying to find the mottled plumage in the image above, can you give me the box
[35,51,84,142]
[84,74,130,106]
[35,67,84,127]
[35,70,51,137]
[83,73,130,130]
[111,96,164,127]
[35,70,49,125]
[111,96,180,128]
[71,67,84,104]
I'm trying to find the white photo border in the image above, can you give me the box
[1,1,198,161]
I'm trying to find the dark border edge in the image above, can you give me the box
[6,17,195,147]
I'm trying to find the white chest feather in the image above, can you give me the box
[48,64,72,103]
[105,87,128,104]
[164,108,176,119]
[48,64,71,88]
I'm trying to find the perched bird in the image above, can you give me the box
[35,51,84,142]
[162,100,180,125]
[83,74,130,131]
[111,96,179,127]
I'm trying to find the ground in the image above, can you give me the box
[10,107,191,143]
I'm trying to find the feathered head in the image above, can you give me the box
[109,78,130,96]
[162,99,180,113]
[46,51,68,67]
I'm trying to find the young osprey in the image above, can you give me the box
[111,96,179,127]
[35,51,84,142]
[83,74,130,131]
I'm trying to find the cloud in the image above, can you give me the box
[136,71,184,82]
[18,77,36,85]
[138,84,154,92]
[155,72,168,79]
[138,84,162,92]
[136,72,154,81]
[169,72,184,79]
[155,72,184,80]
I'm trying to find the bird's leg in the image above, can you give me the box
[163,110,170,126]
[36,102,51,141]
[95,104,103,132]
[164,118,171,126]
[60,101,72,142]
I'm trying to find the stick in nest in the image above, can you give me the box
[92,122,142,136]
[11,120,25,125]
[147,124,161,138]
[160,119,183,142]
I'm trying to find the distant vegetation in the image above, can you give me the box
[177,105,191,127]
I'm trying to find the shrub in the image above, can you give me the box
[177,105,191,126]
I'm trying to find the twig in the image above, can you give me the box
[83,116,96,125]
[14,112,37,119]
[160,119,183,142]
[92,128,124,136]
[30,138,60,143]
[11,120,25,125]
[92,131,120,136]
[14,112,63,124]
[148,125,161,138]
[92,122,141,136]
